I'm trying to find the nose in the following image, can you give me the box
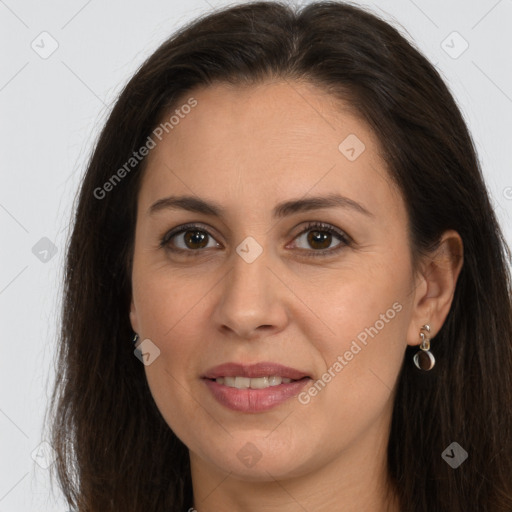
[211,246,289,341]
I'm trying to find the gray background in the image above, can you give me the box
[1,0,511,510]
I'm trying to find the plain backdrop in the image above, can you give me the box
[1,0,511,510]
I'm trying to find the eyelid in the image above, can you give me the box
[159,222,221,249]
[290,221,350,244]
[287,221,351,258]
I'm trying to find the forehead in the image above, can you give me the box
[139,80,403,222]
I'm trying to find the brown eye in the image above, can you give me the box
[160,224,220,253]
[290,222,350,257]
[161,221,350,258]
[306,229,333,250]
[182,229,209,250]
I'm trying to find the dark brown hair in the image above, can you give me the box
[46,1,512,510]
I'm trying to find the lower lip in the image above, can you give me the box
[203,378,311,413]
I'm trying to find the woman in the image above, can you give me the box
[47,1,512,511]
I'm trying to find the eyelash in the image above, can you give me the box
[159,221,351,258]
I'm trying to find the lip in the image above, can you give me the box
[201,362,312,413]
[201,362,311,380]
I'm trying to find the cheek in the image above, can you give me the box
[133,269,211,442]
[133,260,215,344]
[306,257,411,400]
[131,265,213,412]
[290,296,407,461]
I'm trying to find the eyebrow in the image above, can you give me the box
[147,193,373,219]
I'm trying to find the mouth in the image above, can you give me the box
[201,362,312,413]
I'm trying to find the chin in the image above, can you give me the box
[195,435,315,482]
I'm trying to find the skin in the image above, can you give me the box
[129,80,463,512]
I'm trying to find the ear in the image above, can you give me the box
[406,229,464,346]
[130,296,140,335]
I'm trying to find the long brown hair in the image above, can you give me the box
[46,2,512,510]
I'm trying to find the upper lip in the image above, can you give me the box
[202,362,311,380]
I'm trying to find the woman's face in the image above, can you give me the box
[130,81,422,482]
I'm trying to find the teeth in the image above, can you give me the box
[235,376,250,389]
[247,376,268,389]
[215,376,295,389]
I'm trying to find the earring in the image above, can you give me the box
[132,333,139,346]
[413,324,435,371]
